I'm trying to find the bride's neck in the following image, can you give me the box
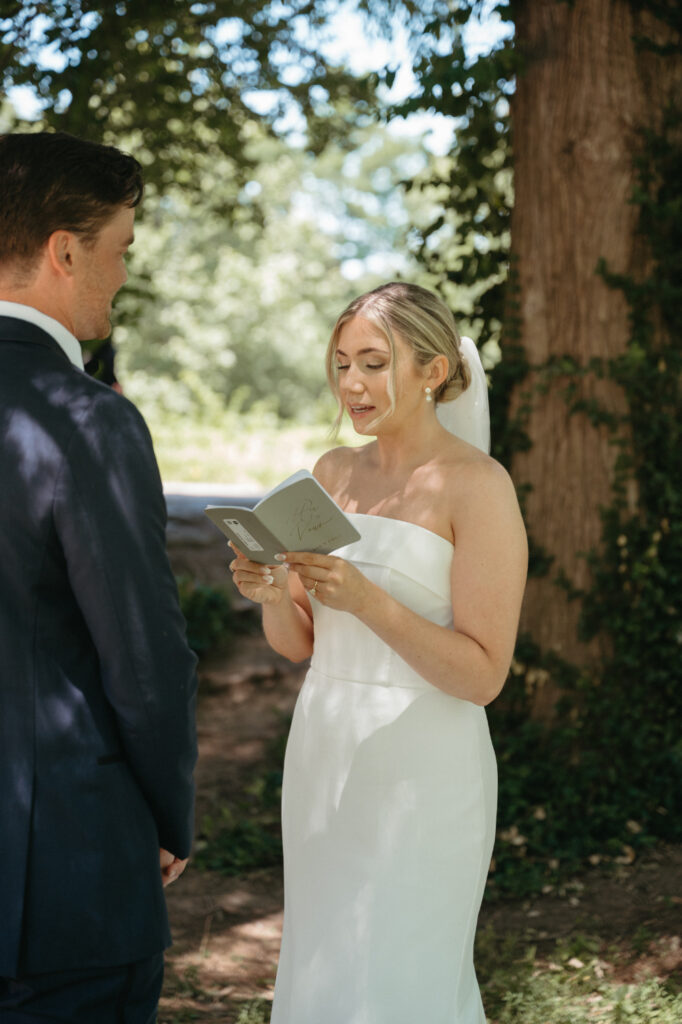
[371,418,447,475]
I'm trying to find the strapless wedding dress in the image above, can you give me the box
[270,514,496,1024]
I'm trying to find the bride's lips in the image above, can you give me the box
[347,404,376,420]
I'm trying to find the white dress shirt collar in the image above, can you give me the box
[0,300,85,369]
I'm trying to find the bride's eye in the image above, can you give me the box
[336,364,349,372]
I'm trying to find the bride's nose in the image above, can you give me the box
[343,367,365,392]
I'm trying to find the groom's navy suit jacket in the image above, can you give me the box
[0,316,198,977]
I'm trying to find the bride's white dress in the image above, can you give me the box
[270,513,497,1024]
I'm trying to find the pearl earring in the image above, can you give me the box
[424,387,433,403]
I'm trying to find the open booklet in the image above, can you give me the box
[205,469,361,564]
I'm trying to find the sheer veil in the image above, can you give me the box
[436,336,490,454]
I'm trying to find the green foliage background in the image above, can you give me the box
[113,124,434,423]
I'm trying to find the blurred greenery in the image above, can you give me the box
[1,0,488,449]
[113,122,440,427]
[152,410,358,489]
[194,722,288,875]
[175,576,236,656]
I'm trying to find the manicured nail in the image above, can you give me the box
[274,553,288,562]
[262,573,274,584]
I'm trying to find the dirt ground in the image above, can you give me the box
[159,630,682,1023]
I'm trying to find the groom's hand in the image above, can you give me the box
[160,847,189,887]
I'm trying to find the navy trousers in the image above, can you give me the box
[0,953,164,1023]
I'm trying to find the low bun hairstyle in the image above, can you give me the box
[325,281,470,429]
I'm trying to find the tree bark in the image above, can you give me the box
[509,0,681,702]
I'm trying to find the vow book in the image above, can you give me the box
[205,469,361,564]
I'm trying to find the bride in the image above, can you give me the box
[229,282,527,1023]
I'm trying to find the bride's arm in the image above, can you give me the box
[229,544,314,662]
[286,460,527,706]
[261,569,314,662]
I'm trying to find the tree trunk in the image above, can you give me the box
[508,0,681,707]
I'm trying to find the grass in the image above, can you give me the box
[476,928,682,1024]
[145,407,358,492]
[159,925,682,1023]
[233,1002,273,1024]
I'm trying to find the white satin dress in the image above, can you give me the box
[270,513,497,1024]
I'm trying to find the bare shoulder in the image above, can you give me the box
[313,445,369,497]
[441,442,526,539]
[451,446,518,502]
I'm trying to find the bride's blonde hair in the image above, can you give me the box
[325,281,471,431]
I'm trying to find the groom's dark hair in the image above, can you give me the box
[0,131,143,271]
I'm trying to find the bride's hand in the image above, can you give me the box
[284,551,371,615]
[228,542,289,605]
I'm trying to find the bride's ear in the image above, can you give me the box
[425,355,449,392]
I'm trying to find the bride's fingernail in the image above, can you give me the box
[274,553,287,562]
[262,573,274,584]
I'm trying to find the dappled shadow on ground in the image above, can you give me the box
[159,629,682,1023]
[481,844,682,962]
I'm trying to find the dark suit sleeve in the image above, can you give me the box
[53,388,198,858]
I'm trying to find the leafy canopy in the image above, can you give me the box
[0,0,378,193]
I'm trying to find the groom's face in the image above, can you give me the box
[68,205,136,342]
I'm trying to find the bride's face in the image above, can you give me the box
[335,315,425,435]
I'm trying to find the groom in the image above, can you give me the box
[0,132,198,1022]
